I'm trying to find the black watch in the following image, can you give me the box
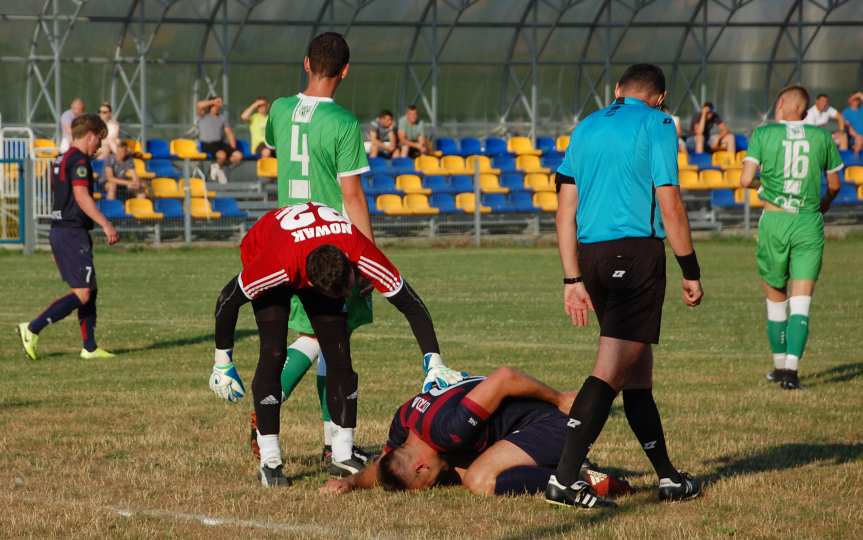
[563,276,583,285]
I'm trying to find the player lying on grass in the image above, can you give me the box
[320,367,632,504]
[210,202,465,486]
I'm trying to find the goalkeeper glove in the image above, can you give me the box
[209,362,246,402]
[422,352,469,393]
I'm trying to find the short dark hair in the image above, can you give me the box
[380,109,393,119]
[704,101,715,111]
[306,244,354,298]
[816,93,829,100]
[307,32,350,78]
[407,105,418,112]
[377,451,409,491]
[778,85,810,113]
[618,63,666,95]
[71,113,107,140]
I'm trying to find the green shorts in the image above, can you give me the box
[288,286,373,334]
[756,210,824,289]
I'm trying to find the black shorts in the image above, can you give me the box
[200,141,236,158]
[50,227,96,289]
[578,237,666,344]
[504,409,568,468]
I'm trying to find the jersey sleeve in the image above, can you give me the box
[825,134,844,174]
[744,127,762,165]
[648,114,680,187]
[264,105,276,148]
[69,158,90,187]
[427,397,490,451]
[349,234,404,297]
[336,119,370,178]
[384,405,410,453]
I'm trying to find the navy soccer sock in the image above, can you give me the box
[495,466,554,495]
[78,289,98,352]
[29,293,83,334]
[555,376,617,486]
[623,388,680,482]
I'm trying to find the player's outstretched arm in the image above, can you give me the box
[739,160,760,189]
[321,456,383,495]
[821,171,842,213]
[73,185,118,245]
[656,185,703,307]
[464,367,568,417]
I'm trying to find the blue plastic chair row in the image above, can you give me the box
[97,197,247,219]
[144,138,258,161]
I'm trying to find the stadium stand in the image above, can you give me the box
[459,137,483,157]
[430,193,457,213]
[256,157,278,179]
[500,172,527,192]
[450,175,475,193]
[466,155,501,175]
[145,138,172,160]
[211,197,248,218]
[555,135,570,153]
[516,155,550,174]
[479,173,509,194]
[396,174,431,194]
[456,192,491,213]
[436,137,459,156]
[152,178,183,198]
[125,198,164,220]
[179,177,216,198]
[377,194,412,215]
[124,139,152,160]
[405,193,440,215]
[98,199,130,219]
[508,136,541,156]
[536,136,556,156]
[441,155,470,175]
[170,138,207,160]
[154,199,184,219]
[415,155,448,176]
[190,198,221,219]
[483,137,509,157]
[533,191,558,212]
[33,138,59,158]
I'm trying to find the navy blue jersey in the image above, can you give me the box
[51,147,94,230]
[385,377,560,462]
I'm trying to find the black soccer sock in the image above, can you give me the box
[29,293,83,334]
[77,289,97,352]
[555,376,617,486]
[495,466,555,496]
[309,315,358,429]
[214,275,249,350]
[623,388,680,482]
[251,320,288,436]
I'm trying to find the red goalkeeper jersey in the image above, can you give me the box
[238,202,403,299]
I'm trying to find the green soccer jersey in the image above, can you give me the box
[265,93,370,213]
[745,121,844,213]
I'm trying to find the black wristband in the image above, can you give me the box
[563,276,583,284]
[675,251,701,280]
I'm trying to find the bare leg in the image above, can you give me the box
[462,440,537,496]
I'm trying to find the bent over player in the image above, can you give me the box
[740,85,843,390]
[17,114,119,360]
[209,202,463,486]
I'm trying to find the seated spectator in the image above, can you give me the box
[103,141,145,200]
[369,110,398,158]
[689,102,735,154]
[804,94,848,150]
[97,102,121,159]
[240,96,273,158]
[196,95,243,179]
[398,105,428,158]
[661,104,686,152]
[841,92,863,154]
[59,98,85,153]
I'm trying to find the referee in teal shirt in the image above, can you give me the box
[545,64,705,509]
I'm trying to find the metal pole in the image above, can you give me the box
[431,0,438,134]
[530,0,538,142]
[796,0,803,84]
[183,159,192,244]
[604,2,611,104]
[139,0,147,144]
[221,0,229,106]
[743,188,751,236]
[23,158,35,254]
[700,1,707,104]
[473,159,481,247]
[52,0,62,141]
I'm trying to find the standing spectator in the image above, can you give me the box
[103,141,144,200]
[368,110,398,158]
[690,102,735,154]
[240,97,273,158]
[59,98,85,153]
[841,92,863,154]
[97,102,121,159]
[196,95,243,179]
[804,94,848,150]
[398,105,428,158]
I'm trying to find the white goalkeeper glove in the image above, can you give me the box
[209,362,246,402]
[422,353,468,393]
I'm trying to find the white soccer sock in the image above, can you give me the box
[214,348,232,365]
[331,425,355,463]
[257,433,282,468]
[766,299,788,369]
[323,420,337,447]
[290,335,320,360]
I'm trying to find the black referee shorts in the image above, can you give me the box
[578,237,666,344]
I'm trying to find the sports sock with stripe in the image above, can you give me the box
[555,376,617,486]
[623,388,680,483]
[29,293,83,334]
[766,299,788,369]
[77,289,97,352]
[786,295,812,371]
[280,336,319,400]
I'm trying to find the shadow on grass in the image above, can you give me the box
[110,329,258,355]
[802,362,863,386]
[497,504,631,540]
[703,442,863,482]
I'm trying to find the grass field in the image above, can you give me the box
[1,238,862,539]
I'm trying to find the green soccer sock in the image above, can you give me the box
[766,299,788,369]
[280,336,319,401]
[786,296,812,371]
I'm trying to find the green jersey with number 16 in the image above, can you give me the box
[265,93,370,212]
[744,121,843,214]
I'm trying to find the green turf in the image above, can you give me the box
[1,239,861,539]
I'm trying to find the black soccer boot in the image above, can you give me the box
[545,475,617,509]
[780,370,801,390]
[258,464,290,487]
[658,472,702,502]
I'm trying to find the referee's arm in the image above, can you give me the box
[555,174,594,325]
[656,186,702,306]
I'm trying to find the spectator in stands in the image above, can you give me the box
[103,141,145,200]
[398,105,428,158]
[240,96,272,158]
[841,92,863,154]
[804,94,848,150]
[690,102,735,154]
[196,95,243,174]
[661,104,686,152]
[59,98,85,153]
[368,110,398,158]
[97,102,121,159]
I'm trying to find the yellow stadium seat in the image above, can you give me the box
[555,135,570,153]
[2,163,20,182]
[533,192,558,212]
[516,155,550,174]
[723,168,743,188]
[93,192,102,200]
[132,158,155,179]
[404,194,439,215]
[170,138,207,160]
[845,166,863,184]
[190,197,222,219]
[257,157,278,178]
[33,138,59,158]
[525,173,553,192]
[858,185,863,200]
[479,174,508,194]
[124,139,152,159]
[441,155,469,175]
[699,169,725,189]
[396,174,431,195]
[415,155,448,176]
[679,169,702,189]
[508,136,541,156]
[678,153,698,171]
[735,188,763,208]
[735,150,748,164]
[455,193,491,214]
[125,198,164,220]
[712,150,737,170]
[179,177,216,198]
[151,177,183,198]
[465,155,501,175]
[377,194,412,216]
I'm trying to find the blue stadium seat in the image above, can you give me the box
[450,175,475,193]
[390,157,417,175]
[436,137,459,156]
[361,175,374,193]
[833,184,859,205]
[460,137,482,157]
[492,155,517,173]
[482,193,509,212]
[370,174,400,195]
[510,191,537,212]
[484,137,508,157]
[430,193,457,213]
[368,157,390,172]
[734,134,748,151]
[424,175,454,193]
[91,159,105,178]
[236,139,257,160]
[541,154,564,170]
[839,150,862,166]
[155,198,184,219]
[211,197,247,218]
[148,159,180,179]
[366,195,382,215]
[146,138,172,159]
[98,199,130,219]
[689,152,714,170]
[536,136,556,155]
[499,172,526,192]
[710,189,736,208]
